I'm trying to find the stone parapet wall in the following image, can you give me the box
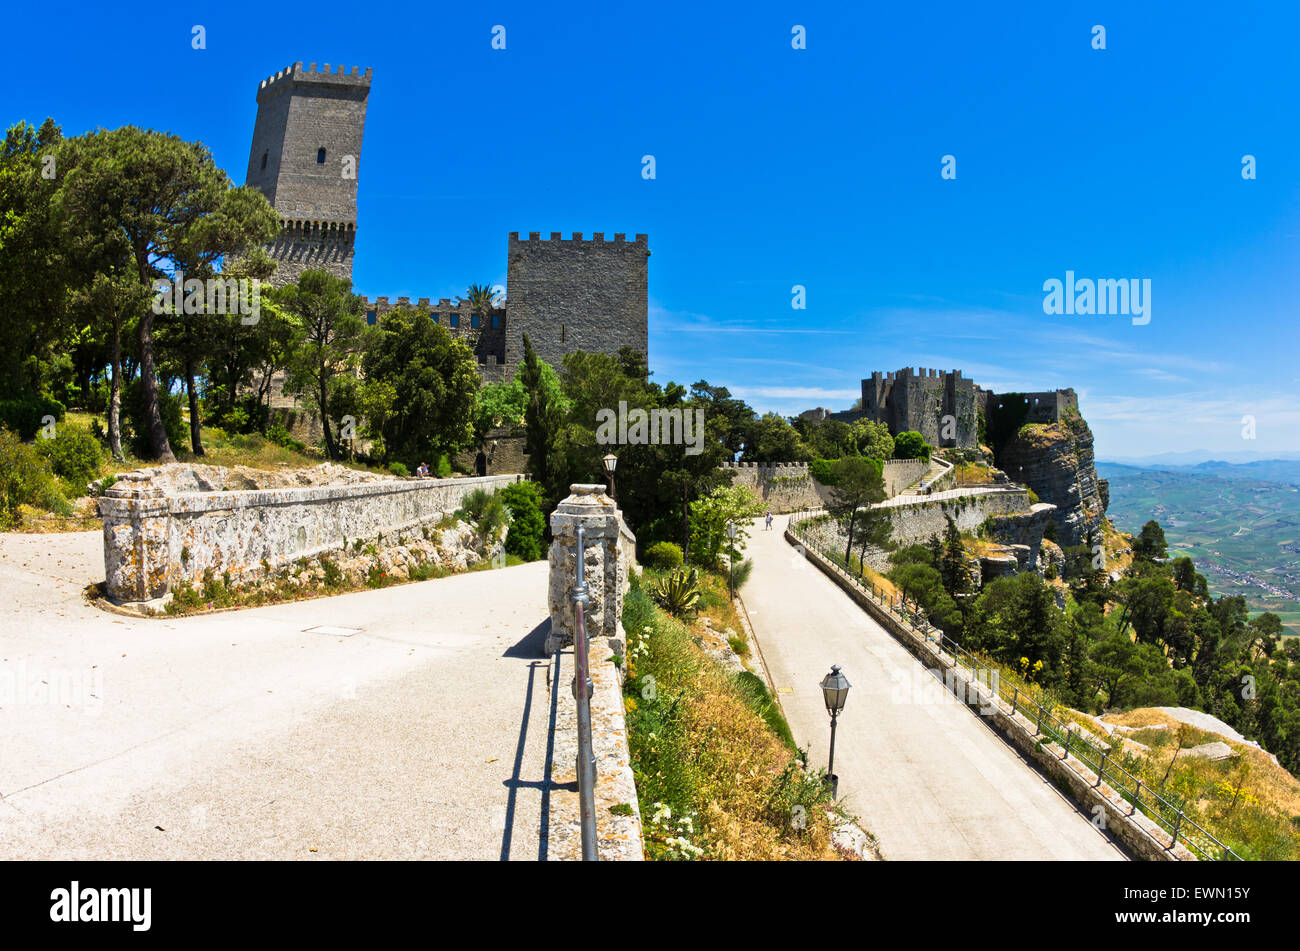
[721,462,826,513]
[98,471,522,603]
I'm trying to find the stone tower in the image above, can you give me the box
[245,62,372,287]
[504,232,650,368]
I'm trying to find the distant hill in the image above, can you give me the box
[1145,459,1300,486]
[1098,462,1300,636]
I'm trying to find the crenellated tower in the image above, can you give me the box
[245,62,372,287]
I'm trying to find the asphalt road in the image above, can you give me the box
[0,531,555,860]
[742,518,1126,861]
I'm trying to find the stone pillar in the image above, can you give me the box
[98,484,172,603]
[546,484,635,655]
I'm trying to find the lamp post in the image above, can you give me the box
[820,665,851,800]
[726,520,737,600]
[602,452,618,503]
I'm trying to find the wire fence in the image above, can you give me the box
[786,511,1242,862]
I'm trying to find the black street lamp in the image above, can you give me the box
[820,665,851,799]
[726,520,737,600]
[602,452,618,502]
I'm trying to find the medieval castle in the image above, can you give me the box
[244,62,648,382]
[805,368,1078,452]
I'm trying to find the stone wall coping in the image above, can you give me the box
[99,473,522,518]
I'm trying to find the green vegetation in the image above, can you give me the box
[891,430,931,461]
[499,480,546,561]
[621,580,845,860]
[643,541,684,570]
[649,566,703,618]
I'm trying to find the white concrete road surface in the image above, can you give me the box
[742,519,1126,861]
[0,531,556,860]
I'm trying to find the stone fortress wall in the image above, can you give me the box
[721,458,930,512]
[860,367,1078,451]
[504,232,650,370]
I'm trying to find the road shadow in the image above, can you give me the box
[503,618,551,658]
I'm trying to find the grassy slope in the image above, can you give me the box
[621,568,856,860]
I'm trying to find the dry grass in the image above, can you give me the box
[623,583,854,860]
[1095,708,1300,859]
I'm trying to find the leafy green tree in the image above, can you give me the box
[0,119,71,399]
[940,518,971,597]
[361,306,480,466]
[519,334,570,508]
[688,484,764,569]
[500,480,547,561]
[279,269,368,459]
[850,419,894,460]
[892,430,931,460]
[826,456,889,565]
[965,573,1067,682]
[743,412,811,462]
[56,126,277,460]
[1133,519,1168,562]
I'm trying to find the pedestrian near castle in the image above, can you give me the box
[765,511,773,531]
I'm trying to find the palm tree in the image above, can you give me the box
[461,283,500,322]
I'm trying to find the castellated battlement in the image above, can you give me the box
[258,62,374,100]
[508,231,649,249]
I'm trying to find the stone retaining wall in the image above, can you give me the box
[99,471,522,603]
[881,458,929,496]
[786,527,1192,862]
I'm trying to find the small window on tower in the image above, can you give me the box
[491,315,500,329]
[429,312,439,324]
[450,314,459,328]
[471,314,480,329]
[261,152,268,170]
[317,148,327,165]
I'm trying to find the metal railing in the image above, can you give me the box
[786,513,1242,861]
[570,526,598,860]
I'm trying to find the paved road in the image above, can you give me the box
[742,519,1126,861]
[0,532,555,860]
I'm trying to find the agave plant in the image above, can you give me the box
[650,566,702,618]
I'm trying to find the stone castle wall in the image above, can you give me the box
[361,295,510,381]
[505,232,649,369]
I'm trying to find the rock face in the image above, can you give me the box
[996,414,1107,548]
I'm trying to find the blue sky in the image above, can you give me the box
[5,1,1299,459]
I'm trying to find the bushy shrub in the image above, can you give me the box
[808,457,839,486]
[266,421,306,454]
[436,454,452,478]
[500,480,546,561]
[0,394,66,440]
[731,557,754,590]
[35,424,102,488]
[643,541,684,569]
[457,487,510,539]
[388,461,410,477]
[892,430,931,461]
[0,426,71,525]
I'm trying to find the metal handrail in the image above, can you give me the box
[787,513,1242,861]
[570,526,598,861]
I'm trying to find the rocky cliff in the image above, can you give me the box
[995,413,1107,548]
